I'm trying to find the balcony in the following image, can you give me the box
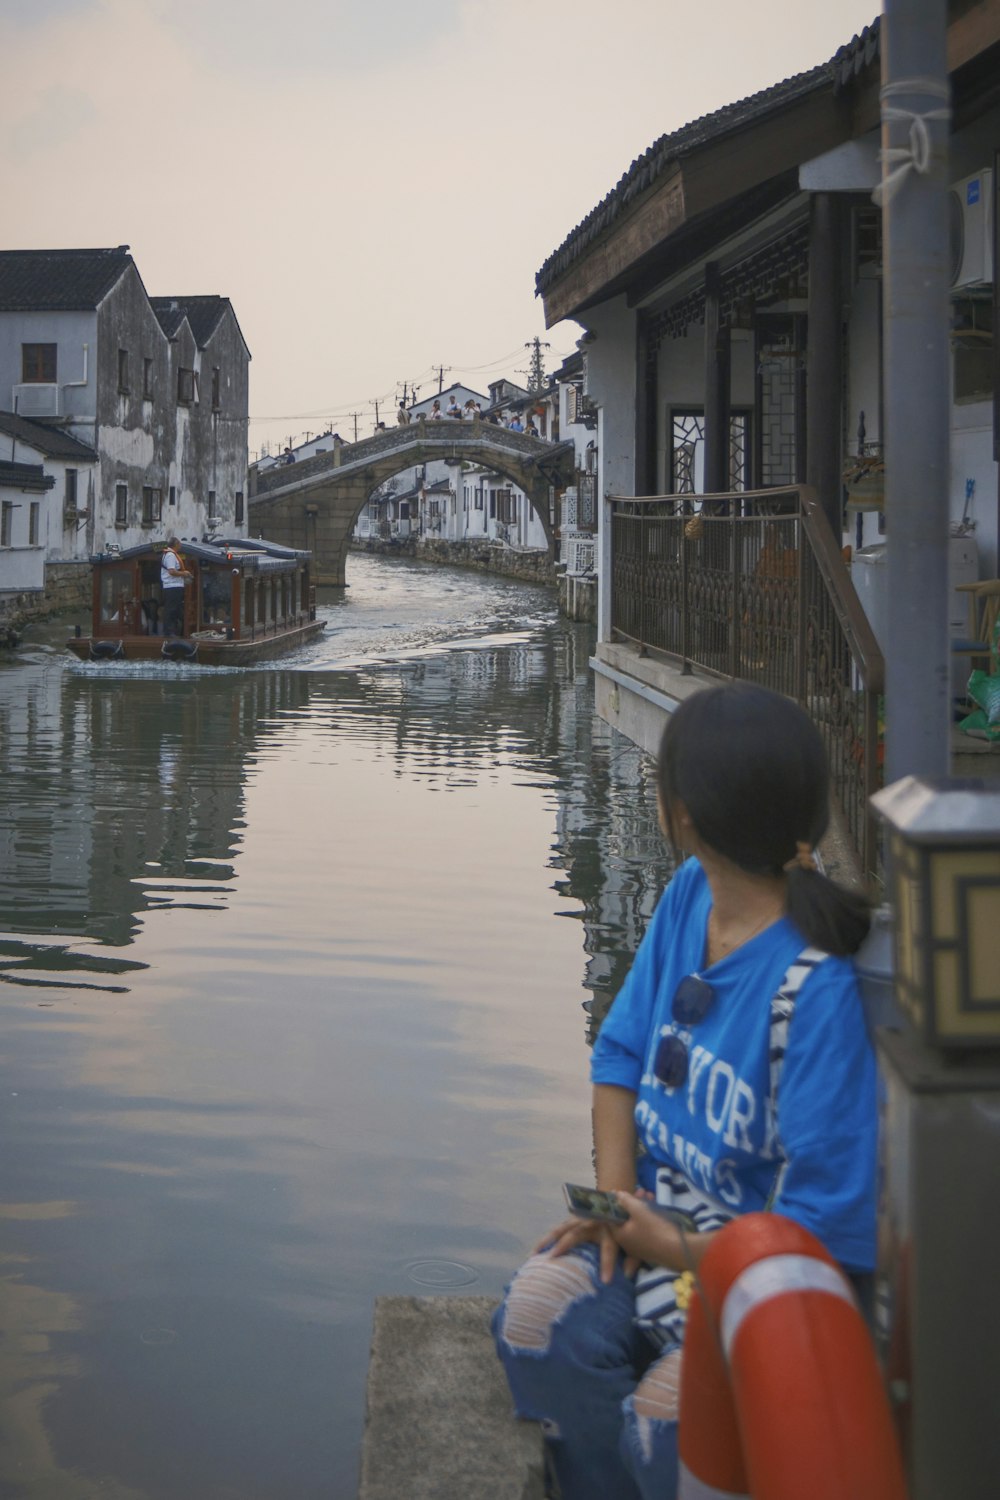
[607,485,885,881]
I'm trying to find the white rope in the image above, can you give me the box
[873,78,950,207]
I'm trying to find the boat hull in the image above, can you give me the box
[67,619,326,666]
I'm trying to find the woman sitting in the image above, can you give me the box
[493,682,877,1500]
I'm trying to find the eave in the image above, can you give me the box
[540,83,868,328]
[539,2,1000,330]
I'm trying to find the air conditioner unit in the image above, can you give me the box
[949,170,994,288]
[13,383,60,418]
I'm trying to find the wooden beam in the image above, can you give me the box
[947,0,1000,71]
[541,169,685,328]
[542,90,842,327]
[681,92,849,222]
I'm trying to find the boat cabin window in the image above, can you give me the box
[290,573,298,616]
[99,565,134,625]
[200,569,232,629]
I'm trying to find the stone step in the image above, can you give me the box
[359,1295,544,1500]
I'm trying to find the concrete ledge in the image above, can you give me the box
[359,1295,544,1500]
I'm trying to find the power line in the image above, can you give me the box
[247,342,578,423]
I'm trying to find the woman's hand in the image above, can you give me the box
[610,1191,686,1272]
[534,1210,641,1286]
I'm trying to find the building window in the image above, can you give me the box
[169,485,176,507]
[142,486,162,525]
[208,489,217,519]
[115,483,128,525]
[65,469,78,514]
[143,358,154,400]
[117,348,129,393]
[952,295,994,403]
[1,502,12,546]
[177,367,196,404]
[211,367,221,410]
[235,490,244,524]
[21,344,56,383]
[29,502,40,545]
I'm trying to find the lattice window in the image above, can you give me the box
[671,410,704,494]
[670,409,750,494]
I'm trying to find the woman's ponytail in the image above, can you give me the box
[784,865,871,957]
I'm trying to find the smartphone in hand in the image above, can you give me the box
[562,1182,629,1225]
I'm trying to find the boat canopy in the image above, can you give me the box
[90,537,312,575]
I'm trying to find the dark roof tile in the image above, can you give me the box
[0,458,55,490]
[0,247,133,311]
[0,410,98,461]
[151,295,229,346]
[536,17,881,296]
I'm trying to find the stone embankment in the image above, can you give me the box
[351,535,596,622]
[0,563,90,647]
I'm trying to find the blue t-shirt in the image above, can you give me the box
[591,858,877,1271]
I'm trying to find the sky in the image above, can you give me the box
[2,0,878,457]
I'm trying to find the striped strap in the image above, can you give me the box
[765,946,829,1207]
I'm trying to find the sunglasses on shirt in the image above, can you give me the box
[653,974,716,1089]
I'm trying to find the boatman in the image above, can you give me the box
[161,536,193,637]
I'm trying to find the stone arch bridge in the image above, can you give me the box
[249,418,575,586]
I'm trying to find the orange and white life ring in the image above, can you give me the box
[678,1213,907,1500]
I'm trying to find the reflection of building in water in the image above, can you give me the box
[304,622,672,1043]
[0,662,310,950]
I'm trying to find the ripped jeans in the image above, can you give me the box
[492,1244,681,1500]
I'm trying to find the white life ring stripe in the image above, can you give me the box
[678,1460,750,1499]
[720,1253,854,1358]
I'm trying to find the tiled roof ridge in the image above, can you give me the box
[0,246,130,259]
[150,294,230,345]
[0,246,133,311]
[535,17,881,295]
[0,408,99,460]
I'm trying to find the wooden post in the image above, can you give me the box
[704,262,730,500]
[806,194,844,535]
[636,313,658,495]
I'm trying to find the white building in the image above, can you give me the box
[0,248,250,602]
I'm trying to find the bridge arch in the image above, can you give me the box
[248,416,574,586]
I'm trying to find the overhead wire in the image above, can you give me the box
[248,342,578,425]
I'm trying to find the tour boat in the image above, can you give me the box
[67,537,326,665]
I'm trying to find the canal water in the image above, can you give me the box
[0,554,672,1500]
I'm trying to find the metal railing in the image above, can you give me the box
[609,486,885,881]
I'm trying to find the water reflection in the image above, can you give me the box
[0,604,672,1500]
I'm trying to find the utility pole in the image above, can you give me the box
[373,399,380,427]
[348,411,362,442]
[523,337,551,393]
[433,365,451,394]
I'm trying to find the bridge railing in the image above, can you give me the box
[251,416,568,499]
[609,485,885,882]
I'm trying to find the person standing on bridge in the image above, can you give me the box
[492,683,878,1500]
[429,399,443,420]
[397,402,411,425]
[446,395,462,418]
